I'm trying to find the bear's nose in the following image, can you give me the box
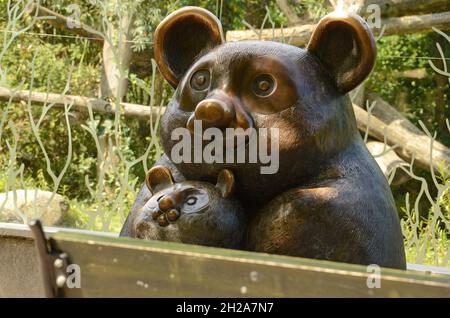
[196,99,227,122]
[158,196,175,212]
[187,98,234,131]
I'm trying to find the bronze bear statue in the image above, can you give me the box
[121,6,406,269]
[129,165,246,248]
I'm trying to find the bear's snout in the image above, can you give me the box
[186,91,253,133]
[146,207,180,227]
[158,195,176,211]
[192,98,234,130]
[146,195,181,227]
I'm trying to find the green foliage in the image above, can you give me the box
[367,32,450,266]
[368,33,450,145]
[401,163,450,266]
[288,0,329,21]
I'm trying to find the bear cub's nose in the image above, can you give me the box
[151,195,180,227]
[158,196,175,211]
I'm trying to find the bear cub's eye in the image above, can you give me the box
[190,69,210,91]
[185,196,197,206]
[252,74,276,97]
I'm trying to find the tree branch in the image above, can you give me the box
[226,11,450,45]
[2,87,449,172]
[353,98,450,172]
[276,0,302,25]
[0,87,163,122]
[355,0,450,18]
[27,3,103,41]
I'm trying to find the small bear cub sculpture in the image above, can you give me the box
[131,165,246,248]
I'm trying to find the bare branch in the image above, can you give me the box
[353,99,450,172]
[27,2,103,42]
[276,0,302,25]
[226,11,450,45]
[0,87,163,122]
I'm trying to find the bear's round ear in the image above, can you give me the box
[307,11,376,93]
[216,169,235,198]
[154,6,224,88]
[146,165,174,194]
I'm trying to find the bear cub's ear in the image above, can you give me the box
[216,169,235,198]
[307,11,376,93]
[154,7,224,88]
[146,165,174,194]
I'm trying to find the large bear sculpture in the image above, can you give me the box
[121,6,406,269]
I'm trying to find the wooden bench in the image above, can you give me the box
[0,222,449,297]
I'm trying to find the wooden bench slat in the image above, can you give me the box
[51,231,450,298]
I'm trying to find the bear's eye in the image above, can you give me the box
[185,196,197,206]
[252,74,276,97]
[190,69,210,91]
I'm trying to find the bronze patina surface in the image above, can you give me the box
[121,7,406,269]
[129,166,245,248]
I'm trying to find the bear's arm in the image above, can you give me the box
[119,154,186,236]
[245,180,406,269]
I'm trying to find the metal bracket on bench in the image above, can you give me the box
[29,219,69,298]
